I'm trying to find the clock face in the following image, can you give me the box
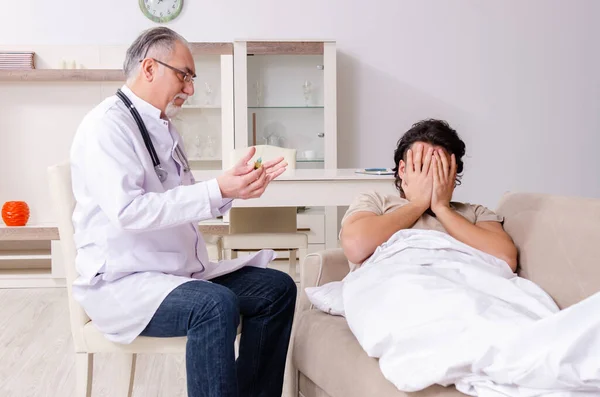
[139,0,183,23]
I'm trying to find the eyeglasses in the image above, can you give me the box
[154,58,196,84]
[139,57,196,84]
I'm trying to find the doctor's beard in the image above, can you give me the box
[165,93,188,118]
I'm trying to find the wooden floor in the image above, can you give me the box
[0,288,190,397]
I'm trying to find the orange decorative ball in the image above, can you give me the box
[2,201,30,227]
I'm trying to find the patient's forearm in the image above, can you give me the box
[341,203,427,264]
[434,207,518,271]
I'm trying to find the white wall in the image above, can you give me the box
[1,0,599,223]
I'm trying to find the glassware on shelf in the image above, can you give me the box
[263,133,282,147]
[254,81,263,107]
[302,80,312,106]
[205,135,216,158]
[193,134,202,158]
[204,82,213,105]
[303,150,316,160]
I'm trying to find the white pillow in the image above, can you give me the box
[305,281,346,317]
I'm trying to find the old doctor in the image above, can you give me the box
[70,27,296,397]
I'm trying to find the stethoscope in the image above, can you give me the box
[116,89,190,183]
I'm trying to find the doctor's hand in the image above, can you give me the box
[402,144,434,211]
[217,147,288,200]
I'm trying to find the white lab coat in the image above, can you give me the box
[70,85,275,344]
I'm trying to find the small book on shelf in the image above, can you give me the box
[354,168,394,175]
[0,51,35,70]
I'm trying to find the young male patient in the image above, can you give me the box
[340,119,518,272]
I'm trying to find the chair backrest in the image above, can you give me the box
[229,207,298,234]
[229,145,298,234]
[47,161,89,349]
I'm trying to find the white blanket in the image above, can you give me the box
[306,229,600,396]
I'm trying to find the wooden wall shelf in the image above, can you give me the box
[0,42,232,82]
[0,69,124,82]
[190,42,233,55]
[0,225,59,241]
[246,41,324,55]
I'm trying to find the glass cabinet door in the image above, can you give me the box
[172,43,234,171]
[234,41,337,170]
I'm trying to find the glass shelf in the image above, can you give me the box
[297,158,324,163]
[182,105,221,109]
[248,106,324,109]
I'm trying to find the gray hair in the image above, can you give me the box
[123,27,190,82]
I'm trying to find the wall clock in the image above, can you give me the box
[139,0,183,23]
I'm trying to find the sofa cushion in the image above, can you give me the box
[293,310,466,397]
[497,192,600,309]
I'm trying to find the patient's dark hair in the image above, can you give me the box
[392,119,466,196]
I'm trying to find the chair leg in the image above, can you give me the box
[114,353,137,397]
[288,249,297,281]
[75,352,93,397]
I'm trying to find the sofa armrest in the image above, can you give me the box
[297,248,350,313]
[284,249,350,397]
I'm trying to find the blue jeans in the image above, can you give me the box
[140,266,297,397]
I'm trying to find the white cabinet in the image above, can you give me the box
[166,40,338,173]
[232,40,337,170]
[168,40,338,175]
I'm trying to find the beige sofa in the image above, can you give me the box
[288,192,600,397]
